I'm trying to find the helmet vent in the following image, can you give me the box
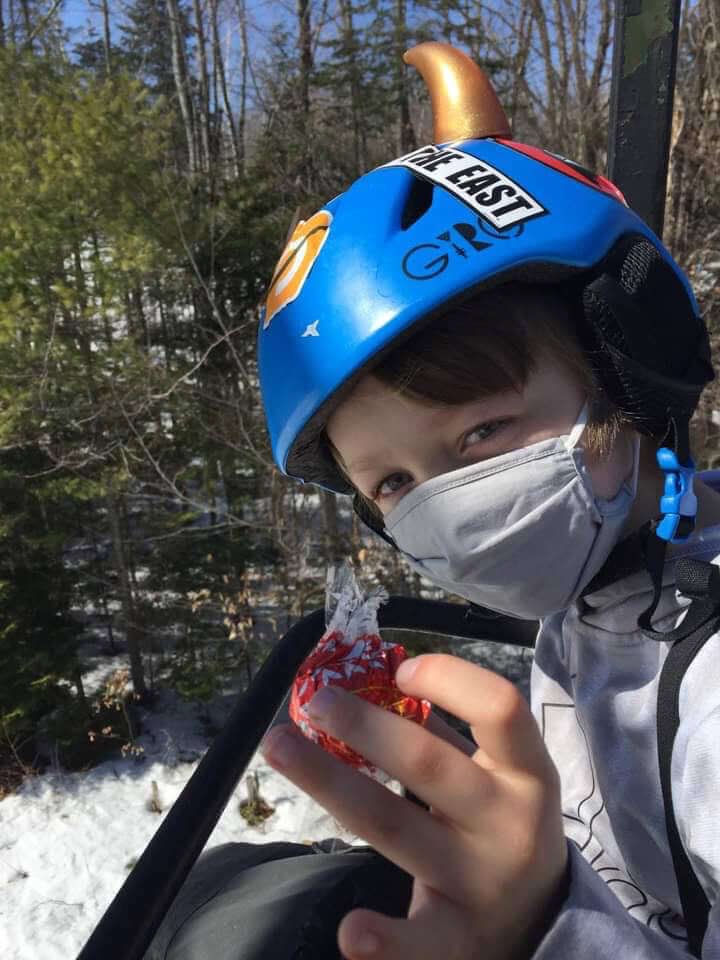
[401,176,434,230]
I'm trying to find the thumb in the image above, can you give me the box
[337,892,468,960]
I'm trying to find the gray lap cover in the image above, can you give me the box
[143,841,412,960]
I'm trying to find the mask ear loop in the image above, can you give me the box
[627,434,642,498]
[566,402,641,500]
[564,401,590,451]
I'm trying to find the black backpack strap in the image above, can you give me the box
[655,558,720,957]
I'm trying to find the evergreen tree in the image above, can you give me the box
[0,48,178,696]
[0,446,81,740]
[119,0,195,170]
[120,0,188,101]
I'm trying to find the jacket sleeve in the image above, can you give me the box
[530,839,720,957]
[530,625,720,958]
[672,643,720,909]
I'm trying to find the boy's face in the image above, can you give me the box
[327,351,634,516]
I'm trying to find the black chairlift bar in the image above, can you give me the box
[608,0,682,236]
[76,598,537,960]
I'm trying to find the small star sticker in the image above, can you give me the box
[301,320,320,337]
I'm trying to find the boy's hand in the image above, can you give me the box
[261,654,568,960]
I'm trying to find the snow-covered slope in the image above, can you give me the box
[0,691,370,960]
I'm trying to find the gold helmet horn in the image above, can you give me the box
[403,42,511,143]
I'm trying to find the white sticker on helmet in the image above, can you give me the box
[382,144,546,230]
[301,320,320,337]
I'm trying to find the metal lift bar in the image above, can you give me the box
[76,598,536,960]
[608,0,682,236]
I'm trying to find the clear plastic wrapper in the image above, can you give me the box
[290,563,432,782]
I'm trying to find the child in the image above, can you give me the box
[258,41,720,960]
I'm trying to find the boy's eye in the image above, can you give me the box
[462,420,505,449]
[375,471,412,499]
[371,421,508,502]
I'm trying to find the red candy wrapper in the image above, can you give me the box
[289,564,432,780]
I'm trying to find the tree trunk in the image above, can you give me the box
[133,286,149,349]
[395,0,415,153]
[166,0,198,174]
[19,0,30,43]
[92,231,114,346]
[101,0,112,76]
[509,2,533,129]
[73,665,92,718]
[340,0,364,175]
[297,0,312,120]
[8,0,15,46]
[234,0,248,173]
[210,0,241,177]
[321,489,342,564]
[107,492,147,699]
[90,523,117,651]
[192,0,211,172]
[295,0,313,189]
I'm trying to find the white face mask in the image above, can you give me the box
[384,405,639,620]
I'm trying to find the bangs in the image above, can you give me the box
[371,284,591,406]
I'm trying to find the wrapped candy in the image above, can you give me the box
[289,563,432,780]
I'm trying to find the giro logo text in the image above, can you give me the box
[402,221,493,280]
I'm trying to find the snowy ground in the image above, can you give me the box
[0,636,532,960]
[0,688,372,960]
[0,686,391,960]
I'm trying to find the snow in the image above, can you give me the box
[0,688,381,960]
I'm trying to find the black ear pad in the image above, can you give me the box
[577,234,713,442]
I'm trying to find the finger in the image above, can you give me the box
[396,654,546,772]
[423,710,475,757]
[295,688,493,832]
[262,724,470,894]
[338,891,470,960]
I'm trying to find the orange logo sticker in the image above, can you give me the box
[263,210,333,329]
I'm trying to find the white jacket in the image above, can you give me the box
[532,480,720,957]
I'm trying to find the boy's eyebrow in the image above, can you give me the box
[345,458,378,475]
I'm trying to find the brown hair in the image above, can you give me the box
[325,283,625,525]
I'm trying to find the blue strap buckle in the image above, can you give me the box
[656,447,697,542]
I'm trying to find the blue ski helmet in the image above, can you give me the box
[258,42,712,496]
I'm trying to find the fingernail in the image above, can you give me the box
[261,729,295,768]
[307,686,340,721]
[354,930,380,955]
[395,658,418,685]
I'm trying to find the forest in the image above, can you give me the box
[1,0,720,789]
